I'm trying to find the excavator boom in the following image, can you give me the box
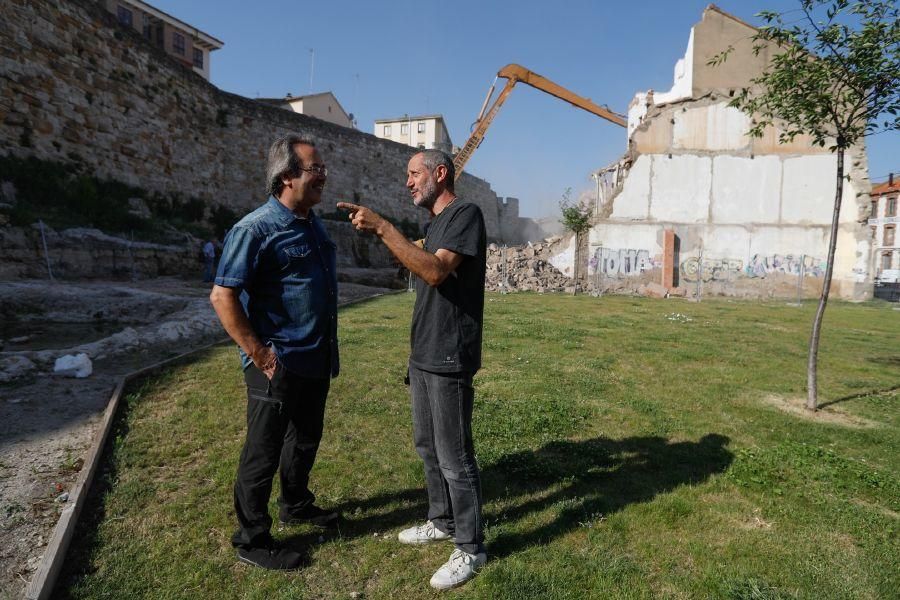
[453,63,626,180]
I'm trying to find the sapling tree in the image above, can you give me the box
[711,0,899,410]
[559,187,592,294]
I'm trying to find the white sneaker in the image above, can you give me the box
[429,549,487,590]
[398,520,453,544]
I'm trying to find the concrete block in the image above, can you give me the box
[650,155,711,223]
[673,104,750,151]
[711,155,781,223]
[644,282,668,298]
[632,114,673,154]
[610,154,651,220]
[781,155,838,224]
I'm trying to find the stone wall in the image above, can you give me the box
[0,0,521,269]
[0,219,402,281]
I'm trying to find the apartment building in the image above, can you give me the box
[869,174,899,277]
[102,0,223,81]
[256,92,354,129]
[373,114,453,154]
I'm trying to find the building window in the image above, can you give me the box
[142,14,152,39]
[193,48,203,69]
[117,5,133,26]
[383,125,391,136]
[418,122,426,133]
[885,226,896,247]
[888,196,898,217]
[173,32,185,55]
[401,123,409,135]
[871,226,878,240]
[882,252,893,271]
[871,199,879,218]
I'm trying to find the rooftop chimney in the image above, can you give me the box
[890,172,894,186]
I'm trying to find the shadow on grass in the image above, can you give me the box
[818,384,900,409]
[314,434,732,559]
[482,434,732,557]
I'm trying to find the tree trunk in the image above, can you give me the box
[807,146,845,411]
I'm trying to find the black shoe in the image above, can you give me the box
[237,543,303,570]
[279,504,339,527]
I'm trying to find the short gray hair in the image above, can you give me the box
[418,149,455,191]
[266,135,315,197]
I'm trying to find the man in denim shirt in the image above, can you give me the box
[210,135,338,571]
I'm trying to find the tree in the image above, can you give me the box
[711,0,899,410]
[559,187,593,294]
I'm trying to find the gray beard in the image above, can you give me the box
[414,179,438,209]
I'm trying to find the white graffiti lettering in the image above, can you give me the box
[590,248,657,277]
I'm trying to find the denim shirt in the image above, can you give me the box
[215,197,339,378]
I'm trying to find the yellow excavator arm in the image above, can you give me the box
[453,63,626,180]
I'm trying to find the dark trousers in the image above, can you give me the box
[231,365,330,549]
[203,257,215,282]
[408,365,485,555]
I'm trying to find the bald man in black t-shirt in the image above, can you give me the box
[337,149,487,590]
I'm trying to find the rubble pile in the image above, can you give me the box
[485,241,573,292]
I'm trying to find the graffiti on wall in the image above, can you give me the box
[680,257,743,282]
[590,247,659,277]
[746,254,825,278]
[680,253,827,282]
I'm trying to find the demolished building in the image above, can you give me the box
[553,5,872,301]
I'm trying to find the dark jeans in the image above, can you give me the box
[408,365,485,555]
[231,364,330,549]
[203,257,215,282]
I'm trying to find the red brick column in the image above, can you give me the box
[662,229,675,289]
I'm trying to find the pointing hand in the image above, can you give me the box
[336,202,386,235]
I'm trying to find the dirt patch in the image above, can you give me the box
[759,393,880,428]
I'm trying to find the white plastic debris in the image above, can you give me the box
[53,353,93,378]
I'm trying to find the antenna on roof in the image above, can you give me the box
[308,48,315,93]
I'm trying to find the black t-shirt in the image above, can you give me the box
[410,200,487,373]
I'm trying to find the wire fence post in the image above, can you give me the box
[500,244,508,294]
[39,219,54,281]
[695,245,703,303]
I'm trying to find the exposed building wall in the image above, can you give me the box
[587,6,872,301]
[373,116,453,153]
[287,94,354,129]
[0,0,516,266]
[869,181,900,275]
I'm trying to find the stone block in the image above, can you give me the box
[643,282,668,298]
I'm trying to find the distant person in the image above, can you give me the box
[202,237,217,282]
[337,149,487,590]
[209,135,339,571]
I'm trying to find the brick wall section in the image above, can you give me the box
[0,0,518,266]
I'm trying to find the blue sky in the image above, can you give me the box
[151,0,899,218]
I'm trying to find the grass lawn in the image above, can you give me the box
[59,293,899,599]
